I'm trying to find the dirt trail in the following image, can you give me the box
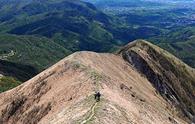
[80,102,98,124]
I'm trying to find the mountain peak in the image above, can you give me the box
[121,39,194,69]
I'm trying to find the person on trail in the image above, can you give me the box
[94,91,101,102]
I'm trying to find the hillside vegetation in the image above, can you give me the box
[0,34,70,91]
[0,34,70,71]
[0,60,38,82]
[150,28,195,67]
[0,76,21,93]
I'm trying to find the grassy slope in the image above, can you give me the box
[150,27,195,68]
[157,40,195,67]
[0,34,71,71]
[0,76,21,93]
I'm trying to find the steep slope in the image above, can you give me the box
[119,40,195,122]
[0,41,192,124]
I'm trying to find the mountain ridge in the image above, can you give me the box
[0,40,194,123]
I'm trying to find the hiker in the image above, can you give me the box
[94,91,101,102]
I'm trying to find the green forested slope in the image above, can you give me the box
[0,34,71,71]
